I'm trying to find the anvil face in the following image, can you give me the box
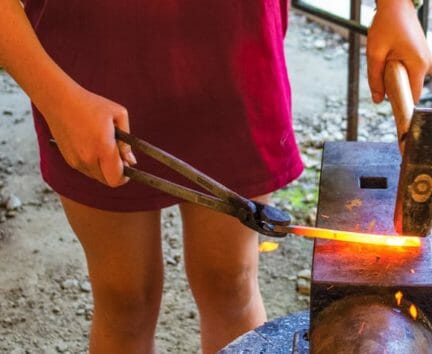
[311,142,432,323]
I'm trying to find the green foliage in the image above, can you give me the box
[273,174,319,214]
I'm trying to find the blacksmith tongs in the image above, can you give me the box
[116,129,290,237]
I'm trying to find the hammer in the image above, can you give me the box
[384,61,432,236]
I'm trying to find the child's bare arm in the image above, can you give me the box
[0,0,135,187]
[367,0,432,103]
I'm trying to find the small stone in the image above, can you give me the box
[84,304,93,311]
[5,210,16,218]
[55,341,68,353]
[80,281,91,293]
[13,117,25,124]
[166,255,177,266]
[5,194,22,210]
[76,308,85,316]
[313,39,326,49]
[168,237,180,249]
[52,306,61,314]
[296,277,311,296]
[297,294,310,304]
[17,297,27,307]
[297,269,312,280]
[61,279,79,289]
[163,221,173,228]
[42,185,53,194]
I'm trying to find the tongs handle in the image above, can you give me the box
[384,61,415,154]
[115,129,290,237]
[115,128,255,214]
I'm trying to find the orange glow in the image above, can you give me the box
[409,304,418,320]
[395,291,403,306]
[279,225,421,248]
[259,241,279,253]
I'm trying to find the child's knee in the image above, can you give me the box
[92,277,163,331]
[188,263,257,308]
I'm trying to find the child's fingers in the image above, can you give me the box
[99,138,128,187]
[113,106,137,166]
[367,51,386,103]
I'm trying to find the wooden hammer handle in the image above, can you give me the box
[384,61,415,153]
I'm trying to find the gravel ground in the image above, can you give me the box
[0,11,402,354]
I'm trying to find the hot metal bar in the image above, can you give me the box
[274,224,421,247]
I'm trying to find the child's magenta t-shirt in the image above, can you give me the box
[24,0,303,211]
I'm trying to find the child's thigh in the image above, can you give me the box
[60,196,164,298]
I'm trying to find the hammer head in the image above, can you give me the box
[394,108,432,236]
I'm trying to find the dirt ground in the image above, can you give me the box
[0,11,396,354]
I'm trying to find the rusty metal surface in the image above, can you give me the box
[312,142,432,323]
[310,295,432,353]
[395,108,432,236]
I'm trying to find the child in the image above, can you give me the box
[1,0,430,353]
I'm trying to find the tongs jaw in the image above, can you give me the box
[229,199,290,237]
[116,129,291,237]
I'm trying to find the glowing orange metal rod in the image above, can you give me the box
[274,225,421,247]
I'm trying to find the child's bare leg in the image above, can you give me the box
[180,194,269,354]
[60,197,163,354]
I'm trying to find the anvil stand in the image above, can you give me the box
[220,142,432,353]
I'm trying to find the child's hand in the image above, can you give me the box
[367,0,432,103]
[42,86,136,187]
[1,0,136,187]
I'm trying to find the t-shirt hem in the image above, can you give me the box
[44,159,304,212]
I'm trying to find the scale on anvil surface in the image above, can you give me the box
[220,141,432,354]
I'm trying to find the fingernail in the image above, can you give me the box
[128,152,137,165]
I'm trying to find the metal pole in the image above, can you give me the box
[418,0,429,34]
[291,0,368,35]
[346,0,361,141]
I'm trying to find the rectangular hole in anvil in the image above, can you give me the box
[359,176,388,189]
